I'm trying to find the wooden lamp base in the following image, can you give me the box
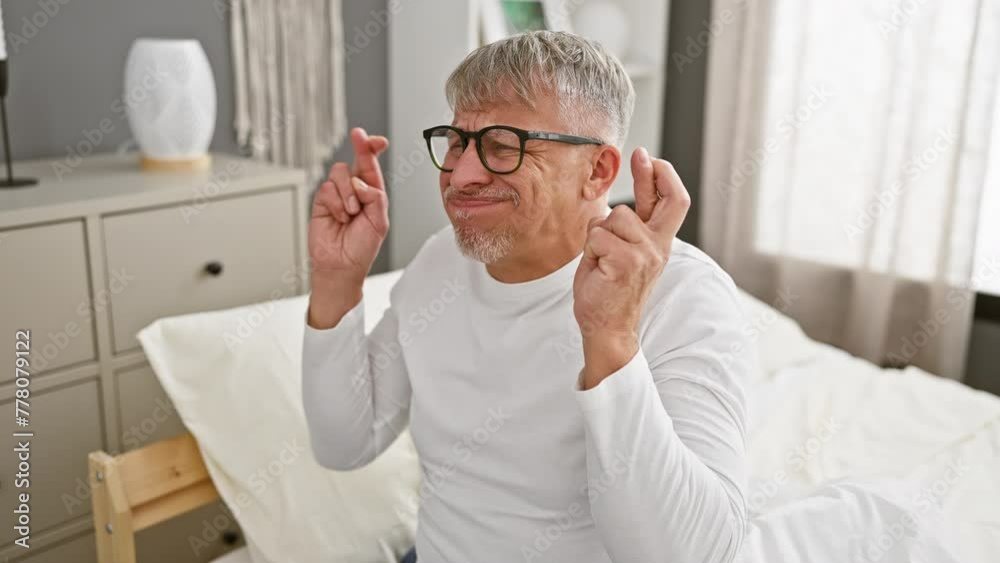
[140,154,212,172]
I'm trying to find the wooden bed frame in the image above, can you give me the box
[88,432,219,563]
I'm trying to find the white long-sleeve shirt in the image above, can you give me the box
[302,226,754,563]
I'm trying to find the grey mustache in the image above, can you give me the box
[444,185,521,206]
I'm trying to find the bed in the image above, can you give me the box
[89,270,1000,562]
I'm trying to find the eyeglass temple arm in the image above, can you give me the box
[527,131,603,145]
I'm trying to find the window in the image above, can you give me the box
[748,0,998,294]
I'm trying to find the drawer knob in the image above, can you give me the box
[204,261,224,276]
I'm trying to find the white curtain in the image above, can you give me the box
[701,0,1000,379]
[229,0,348,183]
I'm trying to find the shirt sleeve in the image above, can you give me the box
[574,264,751,563]
[301,288,412,470]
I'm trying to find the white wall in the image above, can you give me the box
[606,0,670,203]
[387,1,478,269]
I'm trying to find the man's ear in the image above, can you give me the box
[581,145,621,201]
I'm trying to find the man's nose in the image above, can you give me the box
[449,141,492,187]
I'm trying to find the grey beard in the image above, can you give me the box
[452,218,516,264]
[445,185,520,264]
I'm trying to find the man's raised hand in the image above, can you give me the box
[572,147,691,388]
[307,127,390,328]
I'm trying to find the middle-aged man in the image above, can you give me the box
[302,31,753,562]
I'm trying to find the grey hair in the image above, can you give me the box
[445,31,635,147]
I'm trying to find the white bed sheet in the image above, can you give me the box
[168,274,999,562]
[210,546,253,563]
[743,339,1000,562]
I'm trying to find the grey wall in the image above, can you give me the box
[661,1,710,245]
[6,0,390,268]
[966,320,1000,396]
[5,0,387,164]
[8,0,238,158]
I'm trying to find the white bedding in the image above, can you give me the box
[210,546,253,563]
[150,271,1000,562]
[742,341,1000,562]
[140,271,420,563]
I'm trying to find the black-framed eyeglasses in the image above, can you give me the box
[422,125,604,175]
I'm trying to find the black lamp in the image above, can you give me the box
[0,6,38,189]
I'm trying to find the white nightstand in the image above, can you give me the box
[0,153,310,562]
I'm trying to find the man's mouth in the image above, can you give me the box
[445,187,519,214]
[448,194,510,207]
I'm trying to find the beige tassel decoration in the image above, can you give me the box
[230,0,347,183]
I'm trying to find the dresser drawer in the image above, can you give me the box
[0,380,104,546]
[134,503,245,563]
[116,364,186,452]
[0,222,96,380]
[103,190,298,353]
[20,532,97,563]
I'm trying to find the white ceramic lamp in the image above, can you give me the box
[124,39,217,171]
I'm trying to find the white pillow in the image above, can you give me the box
[138,271,418,563]
[735,288,822,382]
